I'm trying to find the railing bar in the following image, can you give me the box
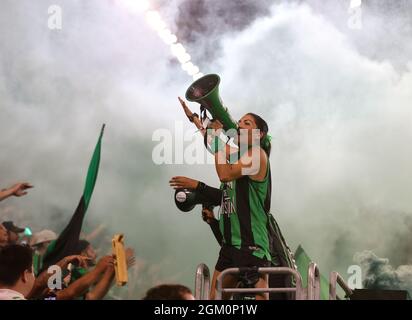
[215,267,305,300]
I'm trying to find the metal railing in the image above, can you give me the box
[307,262,321,300]
[329,271,353,300]
[199,261,352,300]
[215,267,305,300]
[194,263,211,300]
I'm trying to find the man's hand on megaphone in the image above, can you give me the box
[169,176,199,190]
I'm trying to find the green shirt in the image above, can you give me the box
[219,161,272,261]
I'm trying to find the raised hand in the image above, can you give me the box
[62,255,92,269]
[169,176,199,190]
[10,182,33,197]
[178,97,194,120]
[97,255,115,271]
[125,248,136,269]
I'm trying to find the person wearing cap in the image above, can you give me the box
[30,230,58,276]
[0,182,33,202]
[2,221,25,245]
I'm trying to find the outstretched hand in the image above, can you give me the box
[178,97,194,120]
[63,255,92,269]
[97,255,115,271]
[10,182,33,197]
[178,96,206,136]
[169,176,199,190]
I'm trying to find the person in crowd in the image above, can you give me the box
[0,244,35,300]
[143,284,195,300]
[0,223,8,248]
[2,221,25,245]
[28,254,117,300]
[30,229,58,275]
[66,240,135,300]
[0,243,95,300]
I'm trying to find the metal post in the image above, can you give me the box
[215,267,304,300]
[194,263,210,300]
[307,262,321,300]
[329,271,353,300]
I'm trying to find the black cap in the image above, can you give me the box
[2,221,25,233]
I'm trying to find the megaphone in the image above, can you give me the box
[185,74,238,137]
[174,188,213,212]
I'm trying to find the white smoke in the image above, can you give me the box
[209,3,412,275]
[1,0,412,296]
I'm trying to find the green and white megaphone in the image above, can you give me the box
[185,74,238,137]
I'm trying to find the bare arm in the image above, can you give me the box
[0,182,33,201]
[178,97,237,157]
[84,267,115,300]
[85,249,135,300]
[28,255,91,299]
[55,256,112,300]
[28,268,52,299]
[178,97,205,134]
[215,144,267,182]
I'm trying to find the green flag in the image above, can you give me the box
[83,124,104,209]
[41,125,105,271]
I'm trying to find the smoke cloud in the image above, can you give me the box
[1,0,412,297]
[355,251,412,293]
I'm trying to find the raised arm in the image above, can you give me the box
[84,262,115,300]
[169,177,223,207]
[85,248,135,300]
[28,255,92,299]
[0,182,33,201]
[178,97,237,157]
[55,256,113,300]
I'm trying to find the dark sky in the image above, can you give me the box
[160,0,412,70]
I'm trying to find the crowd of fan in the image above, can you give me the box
[0,182,194,300]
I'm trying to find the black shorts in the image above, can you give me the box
[215,245,271,272]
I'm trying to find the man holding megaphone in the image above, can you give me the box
[169,74,294,300]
